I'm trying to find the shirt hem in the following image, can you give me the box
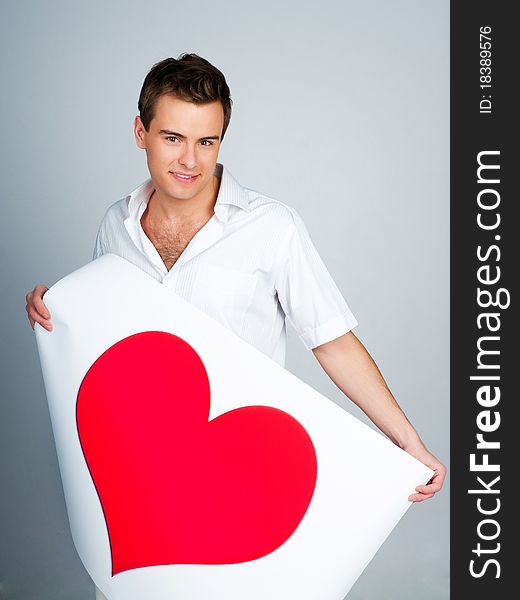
[299,312,359,350]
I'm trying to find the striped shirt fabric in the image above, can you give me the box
[92,162,358,367]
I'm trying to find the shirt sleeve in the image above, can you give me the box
[274,208,358,350]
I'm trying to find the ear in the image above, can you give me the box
[134,115,147,149]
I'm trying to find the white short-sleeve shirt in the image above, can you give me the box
[93,163,358,366]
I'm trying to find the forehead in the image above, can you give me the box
[151,94,224,135]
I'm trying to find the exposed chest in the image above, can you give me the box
[141,217,210,271]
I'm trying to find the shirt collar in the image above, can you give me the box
[126,163,251,224]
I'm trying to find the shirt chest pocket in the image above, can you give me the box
[190,263,258,336]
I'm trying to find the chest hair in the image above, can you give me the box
[141,217,210,271]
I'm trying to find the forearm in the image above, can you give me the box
[312,331,423,450]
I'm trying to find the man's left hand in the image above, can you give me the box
[405,442,447,503]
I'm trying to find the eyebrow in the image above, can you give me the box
[158,129,220,141]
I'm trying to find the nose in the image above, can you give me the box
[178,142,197,170]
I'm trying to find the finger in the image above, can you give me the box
[39,319,53,332]
[33,294,51,320]
[25,291,34,312]
[417,466,447,493]
[408,492,435,503]
[29,309,53,331]
[38,320,53,332]
[416,480,443,494]
[26,303,39,330]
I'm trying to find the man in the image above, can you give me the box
[25,53,446,598]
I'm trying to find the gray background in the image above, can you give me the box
[0,1,449,598]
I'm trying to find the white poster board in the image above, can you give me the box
[35,253,432,600]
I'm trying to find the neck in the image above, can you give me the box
[148,175,220,223]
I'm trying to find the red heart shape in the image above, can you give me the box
[76,331,317,575]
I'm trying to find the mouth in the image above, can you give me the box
[170,171,200,184]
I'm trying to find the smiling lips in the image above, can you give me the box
[171,171,199,184]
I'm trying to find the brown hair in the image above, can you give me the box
[138,53,233,141]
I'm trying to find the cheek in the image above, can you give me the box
[150,142,179,162]
[199,148,219,167]
[149,146,183,170]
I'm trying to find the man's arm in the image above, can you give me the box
[312,330,447,502]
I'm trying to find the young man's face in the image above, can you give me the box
[134,94,224,206]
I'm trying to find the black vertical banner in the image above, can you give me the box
[451,2,516,598]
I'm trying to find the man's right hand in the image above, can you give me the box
[25,284,52,331]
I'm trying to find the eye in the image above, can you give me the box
[166,136,178,143]
[200,140,214,146]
